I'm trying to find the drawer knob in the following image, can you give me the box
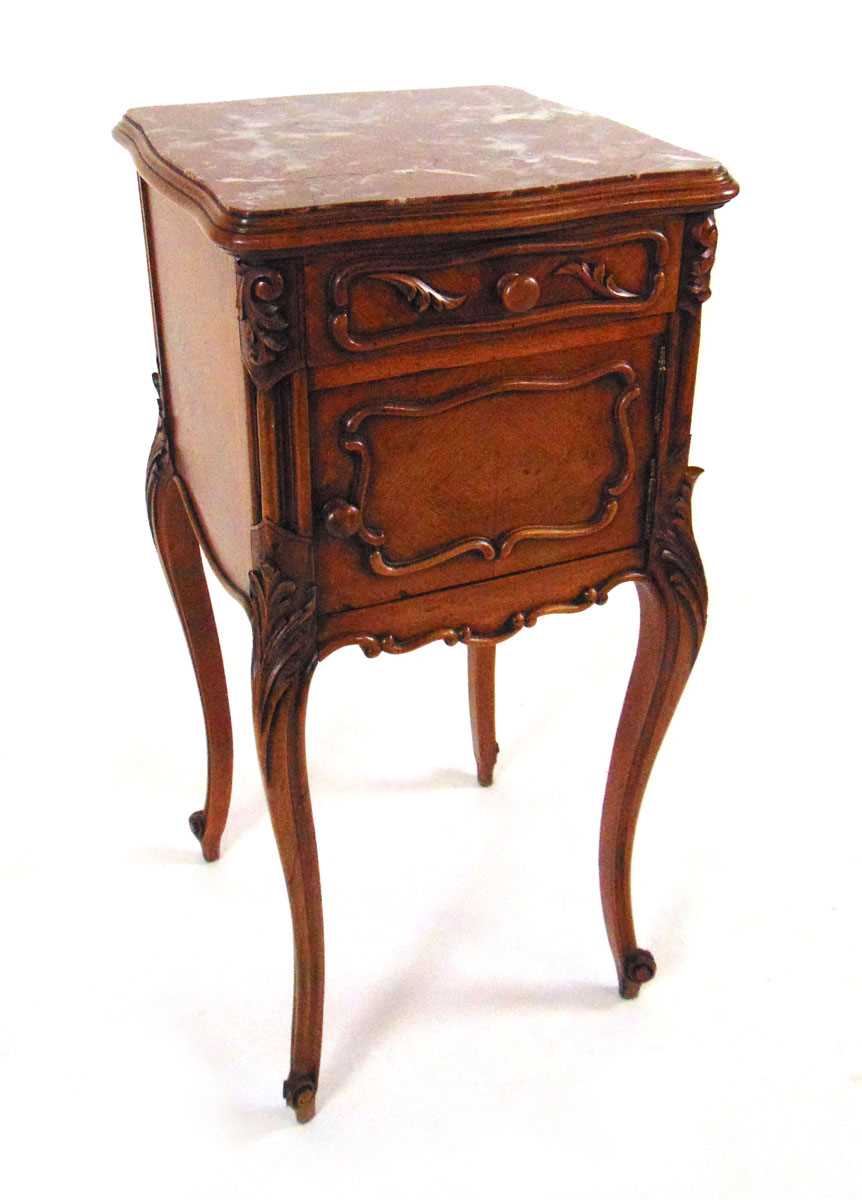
[322,498,362,539]
[497,272,540,313]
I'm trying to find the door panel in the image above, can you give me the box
[312,332,661,614]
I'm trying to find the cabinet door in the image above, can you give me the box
[312,332,662,614]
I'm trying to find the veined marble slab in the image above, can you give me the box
[115,87,736,248]
[119,86,722,214]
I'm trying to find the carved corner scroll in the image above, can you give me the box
[237,262,299,388]
[249,557,317,782]
[319,569,646,661]
[680,214,717,313]
[322,363,640,578]
[329,230,669,353]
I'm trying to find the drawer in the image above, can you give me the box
[312,332,663,614]
[304,217,682,368]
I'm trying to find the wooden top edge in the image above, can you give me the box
[114,115,738,253]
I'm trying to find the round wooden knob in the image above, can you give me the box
[497,272,540,313]
[322,498,361,539]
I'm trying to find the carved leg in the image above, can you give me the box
[146,387,233,863]
[600,469,707,998]
[468,643,498,786]
[250,560,322,1124]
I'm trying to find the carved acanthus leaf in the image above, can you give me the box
[369,272,467,313]
[145,370,174,535]
[237,264,295,387]
[654,467,707,647]
[249,560,317,780]
[554,257,639,300]
[681,215,718,312]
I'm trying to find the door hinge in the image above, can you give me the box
[654,340,668,436]
[644,456,658,539]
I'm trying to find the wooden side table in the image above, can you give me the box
[114,87,737,1122]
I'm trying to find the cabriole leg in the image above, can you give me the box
[146,380,233,862]
[599,469,707,997]
[249,558,323,1123]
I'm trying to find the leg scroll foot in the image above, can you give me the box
[188,809,218,862]
[284,1073,317,1124]
[620,948,657,999]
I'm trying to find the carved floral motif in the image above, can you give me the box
[237,264,294,388]
[653,467,708,647]
[249,560,317,780]
[145,370,174,536]
[369,272,467,313]
[680,214,718,312]
[555,258,638,300]
[553,230,668,302]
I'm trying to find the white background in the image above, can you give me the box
[2,4,859,1197]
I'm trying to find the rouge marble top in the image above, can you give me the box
[115,86,737,250]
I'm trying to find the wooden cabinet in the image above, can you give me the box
[115,86,737,1123]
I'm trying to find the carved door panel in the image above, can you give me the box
[312,333,663,614]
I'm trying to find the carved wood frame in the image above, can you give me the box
[322,361,641,578]
[329,230,669,352]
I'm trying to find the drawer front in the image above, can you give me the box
[313,333,662,614]
[305,218,682,367]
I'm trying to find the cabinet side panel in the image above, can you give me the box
[145,184,254,593]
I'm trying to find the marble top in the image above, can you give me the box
[120,86,723,217]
